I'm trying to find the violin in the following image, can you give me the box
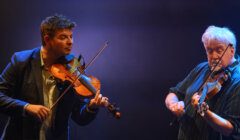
[200,69,229,99]
[196,44,232,116]
[197,68,229,116]
[49,42,121,119]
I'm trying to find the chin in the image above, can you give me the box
[65,49,71,54]
[65,52,71,55]
[62,50,70,54]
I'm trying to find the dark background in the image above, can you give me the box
[0,0,240,140]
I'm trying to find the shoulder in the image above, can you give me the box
[1,47,40,78]
[225,61,240,92]
[12,47,40,63]
[189,61,208,74]
[8,47,40,72]
[195,62,208,70]
[230,65,240,84]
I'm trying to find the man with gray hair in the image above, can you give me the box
[165,25,240,140]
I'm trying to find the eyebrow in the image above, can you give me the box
[58,34,72,38]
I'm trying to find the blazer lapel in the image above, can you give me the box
[31,48,44,105]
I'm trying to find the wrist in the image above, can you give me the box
[198,102,209,117]
[86,104,98,113]
[23,103,30,116]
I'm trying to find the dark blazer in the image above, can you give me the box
[0,47,97,140]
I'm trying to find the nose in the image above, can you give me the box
[67,37,73,46]
[210,51,221,59]
[209,51,221,66]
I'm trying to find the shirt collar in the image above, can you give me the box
[40,46,45,68]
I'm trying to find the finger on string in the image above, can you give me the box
[94,90,101,100]
[96,94,102,105]
[101,97,108,106]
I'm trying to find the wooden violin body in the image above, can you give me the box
[51,62,100,97]
[49,57,121,119]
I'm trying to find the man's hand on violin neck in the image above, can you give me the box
[191,93,201,109]
[88,91,109,109]
[24,104,50,122]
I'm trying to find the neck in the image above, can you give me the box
[41,46,59,68]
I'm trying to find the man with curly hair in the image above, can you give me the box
[0,14,108,140]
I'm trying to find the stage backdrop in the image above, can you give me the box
[0,0,240,139]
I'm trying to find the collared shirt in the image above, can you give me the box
[170,61,240,140]
[39,47,59,140]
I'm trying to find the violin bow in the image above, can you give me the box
[50,41,109,110]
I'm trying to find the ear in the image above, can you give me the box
[230,47,235,57]
[43,35,50,44]
[231,46,235,53]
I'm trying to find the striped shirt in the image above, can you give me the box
[169,61,240,140]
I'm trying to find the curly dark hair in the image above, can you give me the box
[40,14,76,46]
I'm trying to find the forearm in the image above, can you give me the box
[204,110,233,136]
[0,92,28,116]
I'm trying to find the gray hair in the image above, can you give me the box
[202,25,236,50]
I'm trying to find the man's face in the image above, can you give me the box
[204,41,235,71]
[47,29,73,57]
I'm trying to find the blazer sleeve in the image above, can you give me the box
[70,98,98,126]
[0,53,28,116]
